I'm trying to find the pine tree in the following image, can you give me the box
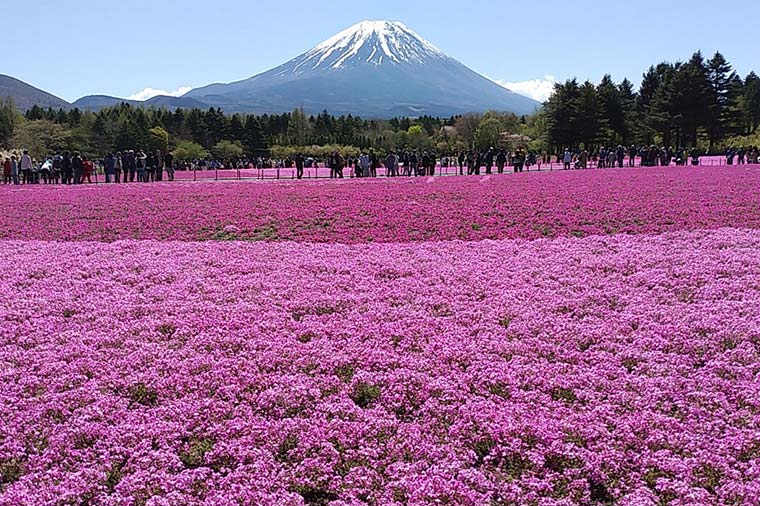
[744,72,760,133]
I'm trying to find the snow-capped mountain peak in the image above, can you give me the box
[184,20,541,118]
[294,20,449,72]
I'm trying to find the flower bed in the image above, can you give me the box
[1,229,759,505]
[1,166,758,243]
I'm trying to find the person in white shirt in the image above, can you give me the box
[20,150,33,184]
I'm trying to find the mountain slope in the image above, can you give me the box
[0,74,71,111]
[186,21,540,118]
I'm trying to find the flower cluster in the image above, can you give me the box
[1,166,758,243]
[1,228,759,505]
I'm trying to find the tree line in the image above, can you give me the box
[543,51,760,152]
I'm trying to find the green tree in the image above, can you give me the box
[638,63,677,148]
[706,52,740,146]
[407,125,431,150]
[743,72,760,133]
[287,107,311,146]
[577,81,601,149]
[212,140,244,160]
[172,140,208,161]
[545,79,581,150]
[147,126,170,154]
[0,98,17,147]
[474,117,503,150]
[617,78,638,145]
[11,119,72,159]
[453,113,481,147]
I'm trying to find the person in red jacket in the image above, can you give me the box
[2,157,11,184]
[82,156,94,184]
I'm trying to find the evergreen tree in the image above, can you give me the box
[0,98,17,147]
[545,79,581,150]
[744,72,760,133]
[706,52,739,145]
[617,78,637,145]
[596,75,619,144]
[577,81,601,149]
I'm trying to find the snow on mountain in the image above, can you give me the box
[292,21,449,71]
[185,20,541,118]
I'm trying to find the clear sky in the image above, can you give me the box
[4,0,759,103]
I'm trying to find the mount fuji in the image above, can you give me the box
[185,21,540,118]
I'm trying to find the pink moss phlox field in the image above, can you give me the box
[1,229,759,505]
[1,166,759,243]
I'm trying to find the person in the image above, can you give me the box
[30,158,40,184]
[2,157,11,184]
[8,155,20,185]
[104,153,116,183]
[295,153,304,179]
[52,153,62,184]
[410,151,419,176]
[164,151,174,181]
[457,152,465,175]
[496,149,507,174]
[616,146,625,168]
[114,152,122,183]
[371,152,380,177]
[82,156,94,184]
[126,150,137,182]
[328,152,337,178]
[20,150,33,184]
[563,148,572,170]
[72,152,84,184]
[359,152,370,178]
[485,148,494,175]
[146,151,155,182]
[62,152,73,184]
[40,157,52,184]
[690,149,700,166]
[403,152,412,176]
[427,152,436,176]
[334,152,345,178]
[527,151,537,171]
[648,146,658,167]
[726,148,735,166]
[737,147,746,165]
[154,150,164,181]
[136,150,147,182]
[384,151,398,177]
[628,145,637,167]
[514,149,526,173]
[421,151,431,176]
[579,149,589,170]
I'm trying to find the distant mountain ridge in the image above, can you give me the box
[72,95,211,111]
[2,21,540,118]
[0,74,71,111]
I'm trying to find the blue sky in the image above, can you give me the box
[4,0,759,103]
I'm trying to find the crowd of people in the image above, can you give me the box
[311,148,540,179]
[3,144,759,185]
[725,146,760,165]
[2,150,175,185]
